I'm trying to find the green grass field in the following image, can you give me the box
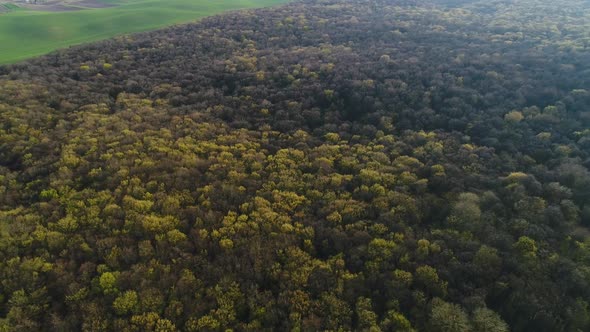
[0,0,287,64]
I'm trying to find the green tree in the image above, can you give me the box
[380,310,415,332]
[473,245,502,280]
[415,265,447,297]
[99,272,118,295]
[448,193,481,231]
[514,236,538,258]
[113,290,138,315]
[356,297,380,331]
[428,299,471,332]
[471,308,508,332]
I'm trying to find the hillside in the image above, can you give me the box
[1,0,590,330]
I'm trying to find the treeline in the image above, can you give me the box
[1,0,590,331]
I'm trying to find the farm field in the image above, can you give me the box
[0,0,287,64]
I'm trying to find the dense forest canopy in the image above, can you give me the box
[1,0,590,330]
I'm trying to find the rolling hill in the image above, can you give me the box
[0,0,287,64]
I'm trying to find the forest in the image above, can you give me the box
[1,0,590,330]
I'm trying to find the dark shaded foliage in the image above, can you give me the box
[1,0,590,330]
